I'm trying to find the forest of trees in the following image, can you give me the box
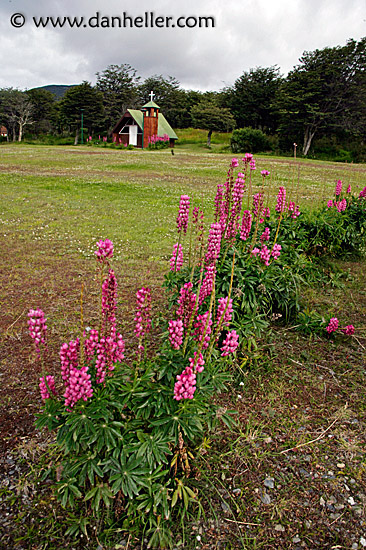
[0,37,365,160]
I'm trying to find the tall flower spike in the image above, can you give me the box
[95,239,114,263]
[169,243,183,271]
[28,308,48,358]
[134,287,152,339]
[275,187,286,213]
[176,195,190,234]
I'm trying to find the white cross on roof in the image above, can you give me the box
[149,91,155,102]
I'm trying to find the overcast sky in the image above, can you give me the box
[1,0,365,91]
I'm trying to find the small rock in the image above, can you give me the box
[348,496,356,506]
[352,543,358,550]
[299,468,310,477]
[337,463,345,469]
[221,501,230,513]
[305,521,312,528]
[292,536,301,543]
[232,488,241,497]
[360,537,366,547]
[320,497,326,506]
[264,477,275,489]
[274,524,285,532]
[259,490,271,504]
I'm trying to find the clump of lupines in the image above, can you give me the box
[176,195,190,234]
[28,308,48,358]
[170,243,183,271]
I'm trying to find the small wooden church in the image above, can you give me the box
[111,92,178,149]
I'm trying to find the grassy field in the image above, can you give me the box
[0,143,366,549]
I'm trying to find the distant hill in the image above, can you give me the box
[32,84,78,99]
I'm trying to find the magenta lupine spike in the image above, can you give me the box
[259,245,271,266]
[189,352,205,373]
[326,317,339,334]
[134,287,152,339]
[359,186,366,198]
[271,244,282,260]
[327,199,333,208]
[346,184,351,193]
[176,195,190,234]
[39,375,57,400]
[176,282,197,328]
[240,210,252,241]
[335,180,342,196]
[205,223,222,266]
[225,174,246,241]
[335,199,347,212]
[263,207,271,218]
[199,265,216,305]
[251,247,260,257]
[217,296,233,328]
[252,193,264,218]
[221,330,239,356]
[102,269,118,338]
[341,325,355,335]
[95,333,125,384]
[95,239,114,263]
[260,227,270,243]
[28,308,48,358]
[243,153,253,164]
[60,338,80,384]
[275,187,287,213]
[64,365,93,408]
[193,311,212,349]
[249,159,256,171]
[84,329,99,362]
[231,158,239,167]
[261,170,270,177]
[169,243,183,271]
[173,365,196,400]
[168,319,184,350]
[288,201,300,218]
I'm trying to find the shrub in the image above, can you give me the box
[231,127,272,153]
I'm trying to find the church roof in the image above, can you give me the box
[125,109,178,140]
[142,100,160,109]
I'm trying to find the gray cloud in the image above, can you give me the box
[0,0,365,90]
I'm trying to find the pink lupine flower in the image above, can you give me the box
[261,170,270,177]
[271,243,282,260]
[169,243,183,271]
[359,186,366,198]
[176,195,190,234]
[84,329,99,362]
[189,352,205,373]
[221,330,239,356]
[95,239,113,263]
[260,227,270,243]
[336,199,347,212]
[28,308,48,358]
[259,245,271,266]
[231,158,239,167]
[275,187,287,213]
[346,184,351,193]
[251,247,260,257]
[173,365,196,400]
[214,184,224,223]
[39,375,57,400]
[60,338,79,383]
[168,319,184,350]
[225,174,246,241]
[102,269,118,337]
[335,179,342,196]
[134,287,152,339]
[341,324,355,335]
[263,207,271,218]
[243,153,253,164]
[199,265,216,305]
[193,311,212,349]
[327,200,333,208]
[217,296,233,328]
[249,159,256,171]
[205,223,222,266]
[240,210,252,241]
[176,282,197,328]
[326,317,339,334]
[64,365,93,408]
[252,193,264,218]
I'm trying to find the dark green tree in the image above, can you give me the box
[138,75,189,127]
[191,100,235,147]
[26,88,57,135]
[96,64,140,133]
[222,66,282,133]
[278,37,366,156]
[59,82,104,144]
